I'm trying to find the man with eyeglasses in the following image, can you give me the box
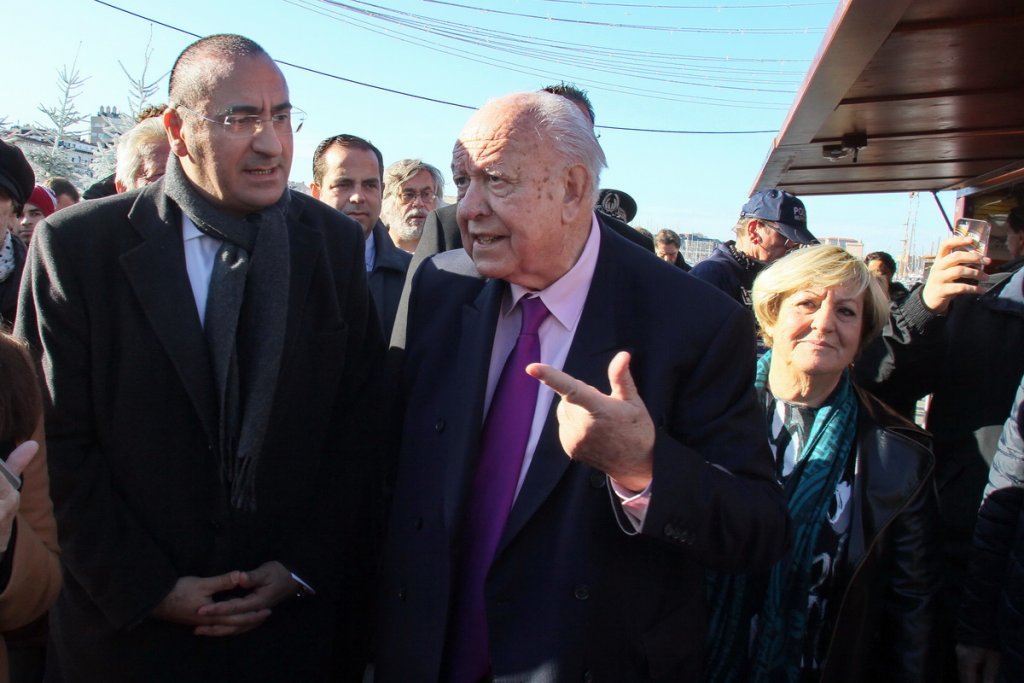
[16,33,384,683]
[380,158,445,253]
[692,189,816,312]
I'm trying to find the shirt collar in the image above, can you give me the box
[182,214,205,241]
[506,213,601,331]
[364,229,376,272]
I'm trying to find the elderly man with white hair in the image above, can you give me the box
[114,116,171,192]
[380,158,444,253]
[376,91,788,682]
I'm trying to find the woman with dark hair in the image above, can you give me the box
[0,332,60,682]
[706,245,942,682]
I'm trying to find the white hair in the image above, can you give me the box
[115,118,169,191]
[477,91,607,203]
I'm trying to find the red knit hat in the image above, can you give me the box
[27,185,57,217]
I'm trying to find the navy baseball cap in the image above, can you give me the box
[741,189,816,245]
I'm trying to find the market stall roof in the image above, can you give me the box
[752,0,1024,197]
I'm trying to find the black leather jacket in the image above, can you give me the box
[819,387,943,682]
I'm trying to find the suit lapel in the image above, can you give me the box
[442,279,505,539]
[498,227,626,554]
[280,200,319,367]
[373,222,408,273]
[121,183,217,443]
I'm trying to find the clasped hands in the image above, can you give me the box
[528,351,655,493]
[151,560,299,637]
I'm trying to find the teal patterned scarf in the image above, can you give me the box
[705,350,858,682]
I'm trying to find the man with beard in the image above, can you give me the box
[380,158,444,253]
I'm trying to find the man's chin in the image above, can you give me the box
[397,224,424,242]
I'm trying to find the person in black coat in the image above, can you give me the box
[958,372,1024,683]
[653,228,691,272]
[854,233,1024,679]
[309,134,411,340]
[0,141,35,329]
[16,35,384,683]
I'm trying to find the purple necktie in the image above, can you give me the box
[446,295,550,683]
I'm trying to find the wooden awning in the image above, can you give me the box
[752,0,1024,197]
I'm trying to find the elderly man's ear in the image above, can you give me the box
[562,164,592,224]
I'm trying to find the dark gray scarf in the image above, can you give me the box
[164,156,290,512]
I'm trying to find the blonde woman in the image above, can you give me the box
[706,245,941,682]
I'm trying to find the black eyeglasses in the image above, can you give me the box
[399,188,437,203]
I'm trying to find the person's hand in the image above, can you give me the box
[527,351,655,492]
[922,235,990,314]
[193,561,298,637]
[151,572,271,637]
[956,643,1001,683]
[0,441,39,552]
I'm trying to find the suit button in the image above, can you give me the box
[583,672,593,683]
[434,419,446,432]
[589,471,606,489]
[414,516,423,530]
[573,584,590,601]
[397,589,406,601]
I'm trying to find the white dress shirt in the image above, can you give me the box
[182,215,221,327]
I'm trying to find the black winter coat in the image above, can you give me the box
[853,274,1024,601]
[959,375,1024,681]
[818,387,943,682]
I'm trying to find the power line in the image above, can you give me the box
[534,0,833,8]
[92,0,784,134]
[308,0,804,100]
[298,1,802,95]
[415,0,826,33]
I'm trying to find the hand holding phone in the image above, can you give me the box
[0,441,38,492]
[0,440,38,552]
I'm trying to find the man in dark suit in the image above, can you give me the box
[376,91,789,682]
[310,133,410,339]
[16,34,383,682]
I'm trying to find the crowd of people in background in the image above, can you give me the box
[0,31,1022,683]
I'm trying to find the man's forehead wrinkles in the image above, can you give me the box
[457,137,511,166]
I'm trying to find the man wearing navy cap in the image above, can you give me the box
[692,189,815,312]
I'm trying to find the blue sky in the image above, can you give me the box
[2,0,955,257]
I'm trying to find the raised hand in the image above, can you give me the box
[922,235,990,314]
[527,351,654,492]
